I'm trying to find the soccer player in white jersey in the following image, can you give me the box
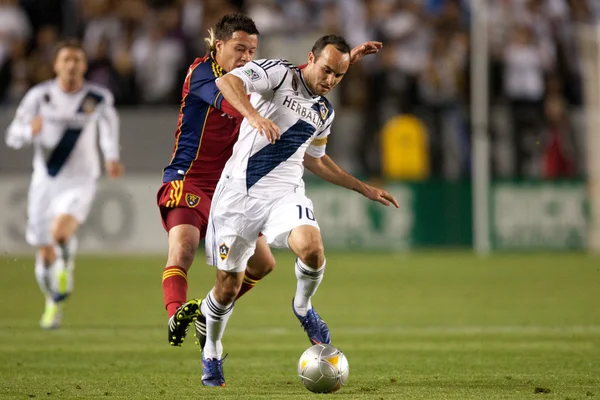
[5,39,123,329]
[198,35,399,386]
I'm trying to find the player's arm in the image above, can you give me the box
[304,154,398,208]
[216,60,291,143]
[349,41,383,64]
[304,125,399,207]
[5,88,42,149]
[98,91,123,178]
[189,66,243,120]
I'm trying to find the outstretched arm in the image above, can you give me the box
[216,74,280,143]
[304,153,399,208]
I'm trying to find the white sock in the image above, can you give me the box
[200,289,234,360]
[54,237,77,295]
[294,258,325,316]
[34,254,52,300]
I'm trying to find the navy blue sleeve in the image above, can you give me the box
[188,62,224,110]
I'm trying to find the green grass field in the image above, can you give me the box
[0,251,599,399]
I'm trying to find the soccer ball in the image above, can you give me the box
[297,344,349,393]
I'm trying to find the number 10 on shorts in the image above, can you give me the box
[297,205,315,221]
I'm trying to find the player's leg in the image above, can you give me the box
[164,222,198,316]
[192,234,276,353]
[199,186,260,386]
[164,219,202,346]
[287,225,330,344]
[237,235,276,300]
[157,181,210,346]
[26,177,62,328]
[35,245,62,329]
[35,246,56,298]
[202,268,244,355]
[50,213,79,302]
[262,192,330,345]
[49,180,96,303]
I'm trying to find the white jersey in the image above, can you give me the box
[221,59,334,199]
[5,79,120,181]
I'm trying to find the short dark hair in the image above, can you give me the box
[205,13,259,52]
[311,35,351,60]
[54,38,85,60]
[215,13,259,41]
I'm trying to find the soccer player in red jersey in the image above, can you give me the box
[157,13,382,347]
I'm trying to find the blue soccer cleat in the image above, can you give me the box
[292,298,331,345]
[201,352,227,386]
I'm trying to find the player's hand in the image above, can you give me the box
[360,184,399,208]
[350,41,383,64]
[31,116,43,136]
[247,112,280,144]
[105,160,124,179]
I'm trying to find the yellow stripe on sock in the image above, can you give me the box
[243,275,258,286]
[162,270,188,282]
[162,270,187,279]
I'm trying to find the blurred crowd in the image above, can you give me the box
[1,0,598,179]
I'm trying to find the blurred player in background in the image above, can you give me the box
[5,39,123,329]
[199,35,398,386]
[157,13,382,349]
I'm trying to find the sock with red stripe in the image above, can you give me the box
[235,270,260,300]
[162,266,188,317]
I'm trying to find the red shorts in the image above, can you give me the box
[156,180,212,239]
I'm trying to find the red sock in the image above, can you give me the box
[162,266,188,317]
[236,270,260,300]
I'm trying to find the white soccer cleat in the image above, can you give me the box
[39,301,63,330]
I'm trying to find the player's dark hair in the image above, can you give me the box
[54,38,85,60]
[311,35,351,60]
[204,13,259,52]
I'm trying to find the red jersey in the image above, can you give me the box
[162,54,243,198]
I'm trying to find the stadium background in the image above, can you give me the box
[0,1,599,399]
[0,0,597,254]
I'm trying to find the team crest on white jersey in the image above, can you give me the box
[243,68,261,82]
[318,101,329,120]
[82,96,99,114]
[219,243,230,261]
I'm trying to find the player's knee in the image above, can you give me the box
[297,242,325,269]
[51,227,69,245]
[169,240,197,270]
[247,254,276,279]
[260,255,276,277]
[220,284,239,304]
[215,277,241,304]
[38,246,55,264]
[51,215,78,244]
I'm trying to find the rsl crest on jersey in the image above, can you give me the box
[185,193,200,208]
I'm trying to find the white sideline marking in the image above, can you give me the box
[2,325,600,336]
[254,325,600,335]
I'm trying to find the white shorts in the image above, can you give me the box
[206,184,320,272]
[26,176,97,246]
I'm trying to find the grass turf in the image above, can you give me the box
[0,251,598,399]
